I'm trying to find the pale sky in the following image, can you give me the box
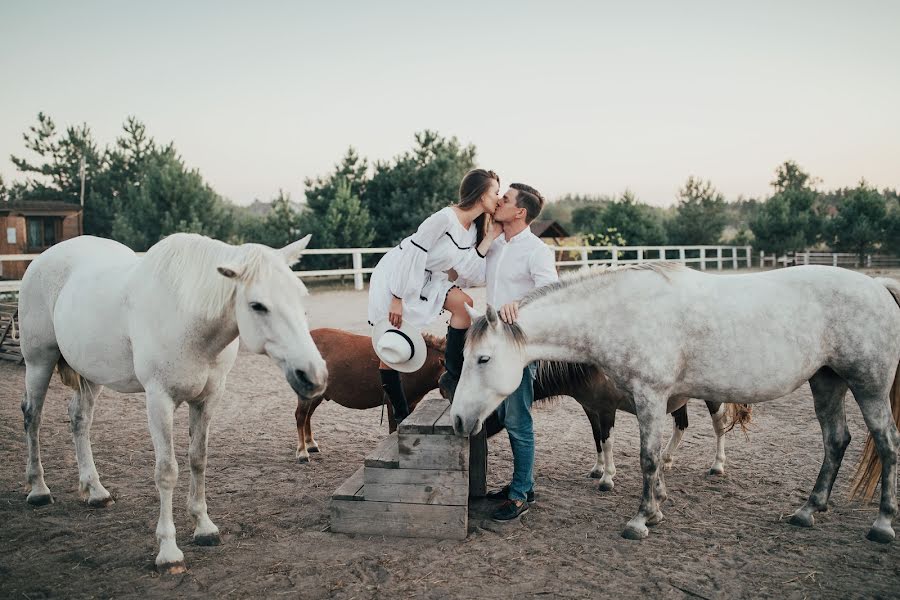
[1,1,898,207]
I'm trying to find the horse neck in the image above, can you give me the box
[516,295,611,365]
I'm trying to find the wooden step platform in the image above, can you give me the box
[330,393,485,540]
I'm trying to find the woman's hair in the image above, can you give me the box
[457,169,499,246]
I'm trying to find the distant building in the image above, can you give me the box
[529,220,571,245]
[0,200,83,279]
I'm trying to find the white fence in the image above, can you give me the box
[0,244,754,294]
[760,251,900,269]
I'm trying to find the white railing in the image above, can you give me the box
[759,251,900,269]
[0,244,755,294]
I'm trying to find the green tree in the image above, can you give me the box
[307,179,375,250]
[362,131,476,246]
[304,147,369,215]
[600,191,667,245]
[10,112,102,204]
[666,177,728,244]
[825,181,889,261]
[257,190,305,249]
[571,204,606,234]
[750,161,823,255]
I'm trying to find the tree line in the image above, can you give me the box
[3,114,898,267]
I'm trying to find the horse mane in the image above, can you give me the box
[141,233,287,320]
[535,360,596,395]
[519,261,684,308]
[422,332,446,353]
[468,314,527,349]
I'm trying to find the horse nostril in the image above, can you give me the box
[294,369,312,389]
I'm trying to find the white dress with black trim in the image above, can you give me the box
[368,206,484,328]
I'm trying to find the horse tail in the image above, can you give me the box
[850,277,900,501]
[725,403,753,433]
[56,356,83,390]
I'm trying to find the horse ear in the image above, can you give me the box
[217,264,243,279]
[281,234,312,266]
[464,303,482,322]
[485,304,500,327]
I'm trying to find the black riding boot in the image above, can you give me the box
[380,369,410,424]
[438,326,467,401]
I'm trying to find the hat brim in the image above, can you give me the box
[371,319,428,373]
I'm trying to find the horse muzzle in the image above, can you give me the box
[285,363,328,400]
[451,413,483,438]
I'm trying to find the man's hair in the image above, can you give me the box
[510,183,545,224]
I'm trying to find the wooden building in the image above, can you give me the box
[0,201,83,280]
[529,219,571,245]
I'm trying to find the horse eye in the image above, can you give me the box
[250,302,269,314]
[477,356,491,364]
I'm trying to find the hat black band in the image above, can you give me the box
[387,329,416,358]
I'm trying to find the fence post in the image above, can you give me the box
[867,254,872,268]
[832,254,837,267]
[746,246,752,268]
[699,248,706,271]
[731,248,738,270]
[611,246,618,267]
[716,247,723,270]
[678,247,686,264]
[352,251,364,290]
[803,251,809,266]
[637,248,643,264]
[580,248,589,271]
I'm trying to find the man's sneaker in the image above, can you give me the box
[492,499,529,521]
[485,484,535,503]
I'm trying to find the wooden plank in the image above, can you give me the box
[433,399,455,435]
[330,499,467,540]
[331,466,365,501]
[364,467,468,505]
[398,395,448,434]
[468,429,488,498]
[398,432,468,471]
[364,431,399,469]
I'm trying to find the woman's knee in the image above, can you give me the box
[445,288,473,315]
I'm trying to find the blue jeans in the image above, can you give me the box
[495,363,537,502]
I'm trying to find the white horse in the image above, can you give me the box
[450,264,900,543]
[19,233,328,573]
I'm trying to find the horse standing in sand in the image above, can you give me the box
[299,329,745,489]
[451,264,900,542]
[19,233,328,573]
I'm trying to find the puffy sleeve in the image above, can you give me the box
[453,239,492,289]
[388,210,450,299]
[529,243,559,289]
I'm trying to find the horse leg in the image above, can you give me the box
[596,410,618,492]
[622,388,667,540]
[188,395,222,546]
[851,382,898,543]
[706,401,728,476]
[69,379,113,507]
[585,406,604,478]
[305,397,322,453]
[295,400,310,463]
[146,387,185,573]
[22,354,58,506]
[789,367,850,528]
[662,404,688,471]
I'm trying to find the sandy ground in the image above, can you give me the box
[1,273,900,599]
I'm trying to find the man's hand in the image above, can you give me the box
[499,302,519,324]
[489,217,503,239]
[389,296,403,328]
[448,268,459,282]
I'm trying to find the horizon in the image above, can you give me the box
[1,1,898,208]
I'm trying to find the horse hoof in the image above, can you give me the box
[787,512,814,528]
[708,467,725,476]
[646,511,665,527]
[296,455,310,464]
[588,469,602,479]
[87,495,114,508]
[866,527,895,544]
[26,493,53,506]
[308,446,320,453]
[194,533,221,546]
[158,561,187,575]
[622,525,648,540]
[662,462,674,472]
[597,480,614,492]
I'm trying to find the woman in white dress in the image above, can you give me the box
[368,169,501,422]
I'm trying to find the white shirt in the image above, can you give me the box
[464,226,558,307]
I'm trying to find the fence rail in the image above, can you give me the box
[0,244,754,293]
[759,251,900,269]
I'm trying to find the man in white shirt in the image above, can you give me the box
[459,183,559,521]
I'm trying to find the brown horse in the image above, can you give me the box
[294,328,446,462]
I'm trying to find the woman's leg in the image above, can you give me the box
[379,362,410,423]
[439,288,474,400]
